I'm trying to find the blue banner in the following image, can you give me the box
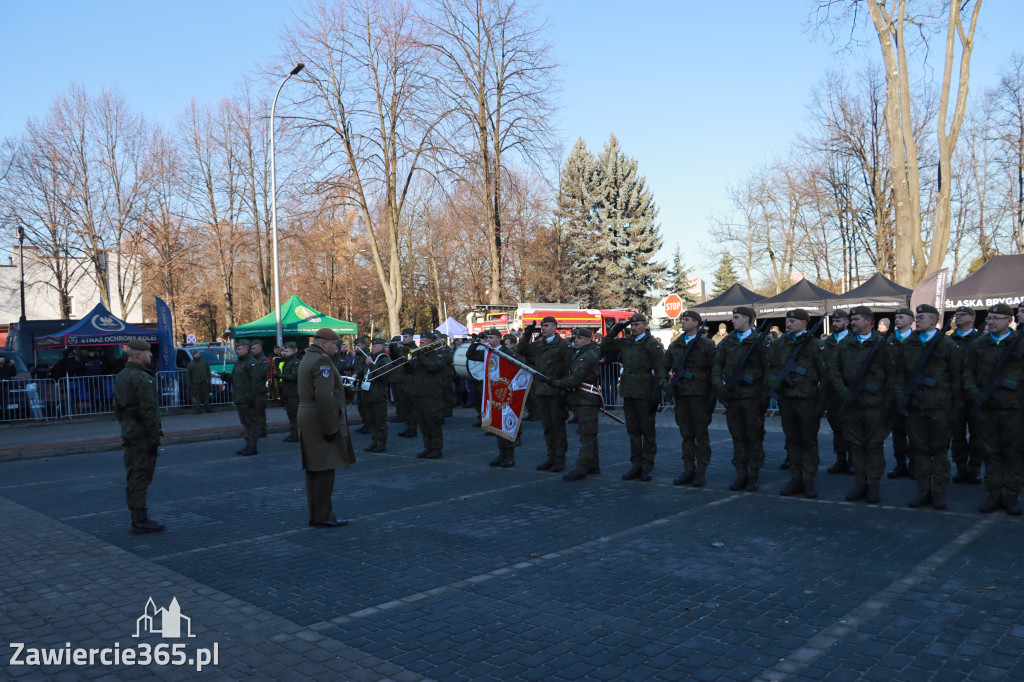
[155,297,175,372]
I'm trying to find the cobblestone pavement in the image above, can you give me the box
[3,407,1023,680]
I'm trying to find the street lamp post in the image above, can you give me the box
[269,62,305,348]
[17,224,26,323]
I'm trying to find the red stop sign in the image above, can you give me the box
[664,293,684,319]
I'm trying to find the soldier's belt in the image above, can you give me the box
[621,368,655,375]
[578,382,602,397]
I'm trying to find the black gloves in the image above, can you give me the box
[324,431,338,443]
[610,321,627,337]
[524,322,537,337]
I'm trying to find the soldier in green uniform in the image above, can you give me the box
[437,334,456,419]
[351,337,371,434]
[767,309,828,499]
[963,303,1024,515]
[897,304,960,510]
[468,329,520,467]
[657,310,716,487]
[114,339,164,534]
[828,306,899,504]
[186,349,212,414]
[887,307,915,479]
[361,338,392,453]
[824,309,852,475]
[297,328,354,528]
[949,306,983,484]
[517,316,574,472]
[712,306,768,492]
[602,312,665,481]
[395,329,419,437]
[278,342,303,442]
[408,331,446,459]
[552,328,603,481]
[250,340,270,438]
[230,339,259,456]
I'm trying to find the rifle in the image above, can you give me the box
[721,321,771,403]
[668,323,706,391]
[897,328,949,415]
[957,329,981,360]
[971,329,1024,421]
[837,328,893,420]
[769,315,826,399]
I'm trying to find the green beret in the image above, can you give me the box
[127,339,151,351]
[786,309,810,322]
[915,304,940,316]
[849,306,874,319]
[732,307,755,320]
[989,303,1013,317]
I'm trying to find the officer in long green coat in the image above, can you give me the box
[828,306,900,504]
[186,350,212,413]
[229,339,259,456]
[517,316,574,472]
[278,342,303,442]
[896,303,961,510]
[552,328,603,481]
[408,331,447,459]
[249,340,270,438]
[767,309,827,499]
[602,312,665,481]
[297,328,354,527]
[360,338,392,453]
[962,303,1024,515]
[712,306,768,492]
[657,310,717,487]
[114,339,164,534]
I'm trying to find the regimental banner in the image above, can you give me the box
[481,347,534,442]
[155,297,175,373]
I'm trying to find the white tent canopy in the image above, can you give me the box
[435,316,469,338]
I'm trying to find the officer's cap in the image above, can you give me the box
[988,303,1013,317]
[484,327,502,338]
[250,339,263,346]
[915,304,940,317]
[421,331,437,341]
[629,313,648,323]
[541,316,558,325]
[284,341,297,349]
[954,305,975,315]
[576,327,593,338]
[681,310,702,324]
[313,328,340,341]
[732,306,755,320]
[894,307,913,317]
[354,336,369,345]
[402,327,415,336]
[235,339,250,348]
[371,337,388,346]
[127,339,151,351]
[849,306,875,319]
[786,309,810,322]
[829,308,850,319]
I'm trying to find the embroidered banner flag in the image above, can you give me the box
[481,347,534,441]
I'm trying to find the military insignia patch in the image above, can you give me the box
[322,369,330,378]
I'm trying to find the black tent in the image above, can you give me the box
[689,283,767,321]
[944,254,1024,310]
[755,278,835,317]
[828,273,912,313]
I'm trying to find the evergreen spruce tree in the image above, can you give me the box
[666,244,696,306]
[555,138,603,307]
[594,134,665,314]
[711,252,739,297]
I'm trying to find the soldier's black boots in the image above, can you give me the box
[370,444,386,453]
[745,472,760,492]
[563,469,586,481]
[952,466,970,483]
[550,463,566,473]
[908,490,932,508]
[236,446,257,456]
[845,484,868,501]
[587,465,602,475]
[931,490,947,510]
[423,449,443,459]
[355,425,371,434]
[537,459,555,471]
[283,433,299,443]
[827,453,848,475]
[866,486,881,504]
[674,471,696,486]
[692,470,706,487]
[803,479,818,499]
[979,490,1004,513]
[415,448,431,458]
[489,453,505,466]
[640,470,653,482]
[779,478,804,496]
[622,466,642,481]
[205,405,214,413]
[1004,493,1022,516]
[729,474,748,491]
[131,519,165,535]
[364,443,379,452]
[499,456,515,468]
[888,463,911,479]
[780,459,791,470]
[398,429,418,438]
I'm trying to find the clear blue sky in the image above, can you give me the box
[2,1,1021,281]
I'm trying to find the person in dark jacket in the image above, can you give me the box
[186,350,212,414]
[517,317,574,472]
[552,328,603,481]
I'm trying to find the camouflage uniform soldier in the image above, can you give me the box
[408,331,446,459]
[552,328,603,481]
[249,340,270,438]
[279,342,302,442]
[230,339,259,456]
[114,339,164,534]
[824,309,852,475]
[186,349,212,413]
[896,304,960,510]
[767,309,828,499]
[602,313,665,481]
[828,306,899,504]
[949,306,983,484]
[361,338,392,453]
[517,316,574,472]
[657,310,716,487]
[963,303,1024,515]
[712,306,769,492]
[887,307,916,479]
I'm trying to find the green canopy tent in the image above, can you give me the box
[232,295,357,338]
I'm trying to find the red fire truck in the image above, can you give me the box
[466,303,633,337]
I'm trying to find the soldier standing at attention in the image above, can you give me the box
[352,337,371,434]
[186,349,212,414]
[230,340,259,456]
[768,309,827,499]
[361,338,392,453]
[949,306,983,484]
[395,328,419,438]
[114,339,164,534]
[829,306,899,504]
[712,307,768,492]
[963,303,1024,514]
[517,316,574,472]
[824,309,852,475]
[279,342,303,443]
[603,312,665,481]
[249,340,270,438]
[897,304,960,510]
[437,334,456,419]
[887,307,916,480]
[657,310,716,487]
[551,328,603,481]
[408,331,446,459]
[297,328,354,528]
[468,329,520,468]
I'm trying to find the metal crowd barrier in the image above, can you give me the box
[0,378,53,423]
[155,370,234,409]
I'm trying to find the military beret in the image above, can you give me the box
[894,308,913,317]
[989,303,1013,317]
[235,339,250,347]
[829,308,850,319]
[681,310,702,324]
[284,341,297,349]
[629,313,648,323]
[541,316,558,325]
[371,337,388,345]
[915,304,940,316]
[421,331,437,341]
[250,339,263,346]
[402,328,415,335]
[786,309,810,322]
[732,306,755,320]
[313,328,340,341]
[127,339,151,351]
[484,327,502,337]
[849,306,875,319]
[954,305,975,315]
[354,336,369,345]
[576,328,593,338]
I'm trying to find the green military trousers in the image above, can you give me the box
[779,397,822,483]
[906,408,952,496]
[124,442,158,523]
[673,395,712,474]
[570,405,600,474]
[845,406,891,486]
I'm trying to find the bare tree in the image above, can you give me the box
[990,53,1024,252]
